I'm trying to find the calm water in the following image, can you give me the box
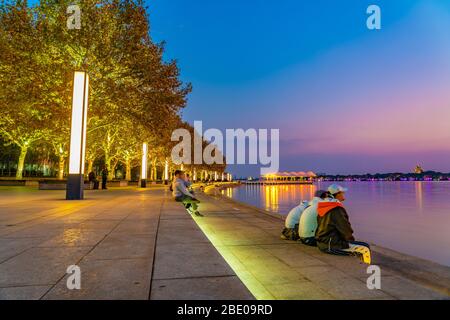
[221,182,450,266]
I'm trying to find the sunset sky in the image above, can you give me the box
[146,0,450,176]
[29,0,450,176]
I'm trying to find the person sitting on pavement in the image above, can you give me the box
[172,170,203,217]
[184,173,194,193]
[315,184,371,264]
[281,199,310,240]
[298,189,331,246]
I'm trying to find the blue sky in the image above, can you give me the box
[147,0,450,177]
[26,1,450,177]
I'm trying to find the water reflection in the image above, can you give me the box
[221,182,450,266]
[415,181,423,212]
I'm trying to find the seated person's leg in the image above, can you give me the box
[299,237,317,246]
[343,241,372,264]
[182,196,199,212]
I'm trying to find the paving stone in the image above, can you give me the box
[86,234,155,260]
[151,276,254,300]
[375,275,449,300]
[43,258,152,300]
[37,229,108,247]
[152,243,235,280]
[0,285,51,300]
[265,280,334,300]
[0,246,91,287]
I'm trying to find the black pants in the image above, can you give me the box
[102,179,107,189]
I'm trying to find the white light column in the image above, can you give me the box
[193,168,197,182]
[66,71,89,200]
[164,159,169,184]
[221,172,225,181]
[141,142,148,188]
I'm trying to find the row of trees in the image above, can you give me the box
[0,0,225,180]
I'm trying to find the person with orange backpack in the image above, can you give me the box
[315,184,371,264]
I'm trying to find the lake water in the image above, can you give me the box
[221,182,450,266]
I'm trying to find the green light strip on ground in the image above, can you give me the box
[192,216,275,300]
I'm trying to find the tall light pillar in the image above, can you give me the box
[66,71,89,200]
[221,172,225,181]
[140,142,148,188]
[164,159,169,184]
[193,168,197,182]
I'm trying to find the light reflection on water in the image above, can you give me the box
[221,181,450,266]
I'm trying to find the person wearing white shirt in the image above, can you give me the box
[281,200,310,240]
[299,190,332,246]
[172,170,202,216]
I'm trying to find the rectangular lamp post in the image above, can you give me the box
[164,159,169,184]
[141,142,148,188]
[66,71,89,200]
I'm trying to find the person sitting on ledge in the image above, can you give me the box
[172,170,203,217]
[315,184,371,264]
[281,199,310,240]
[298,189,331,246]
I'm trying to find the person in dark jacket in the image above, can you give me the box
[315,184,371,264]
[101,166,108,190]
[88,171,99,190]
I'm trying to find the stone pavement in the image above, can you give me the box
[193,189,450,300]
[0,186,449,300]
[0,186,252,300]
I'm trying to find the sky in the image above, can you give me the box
[29,0,450,177]
[146,0,450,177]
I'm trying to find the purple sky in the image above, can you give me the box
[73,1,450,177]
[151,1,450,176]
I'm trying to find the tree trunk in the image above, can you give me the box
[58,156,65,180]
[16,146,28,179]
[125,159,131,181]
[108,159,118,180]
[87,159,94,175]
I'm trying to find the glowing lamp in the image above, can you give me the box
[66,71,89,200]
[164,159,169,184]
[141,142,148,188]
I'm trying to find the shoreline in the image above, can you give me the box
[203,183,450,297]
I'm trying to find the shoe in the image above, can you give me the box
[194,211,204,217]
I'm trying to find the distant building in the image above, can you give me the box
[414,165,424,174]
[261,171,316,181]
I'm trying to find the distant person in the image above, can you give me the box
[315,184,371,264]
[88,171,99,190]
[101,166,108,190]
[281,200,310,240]
[298,190,331,246]
[172,170,202,217]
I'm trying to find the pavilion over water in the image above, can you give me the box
[250,171,316,184]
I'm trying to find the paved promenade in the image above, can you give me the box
[0,186,252,300]
[0,186,449,300]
